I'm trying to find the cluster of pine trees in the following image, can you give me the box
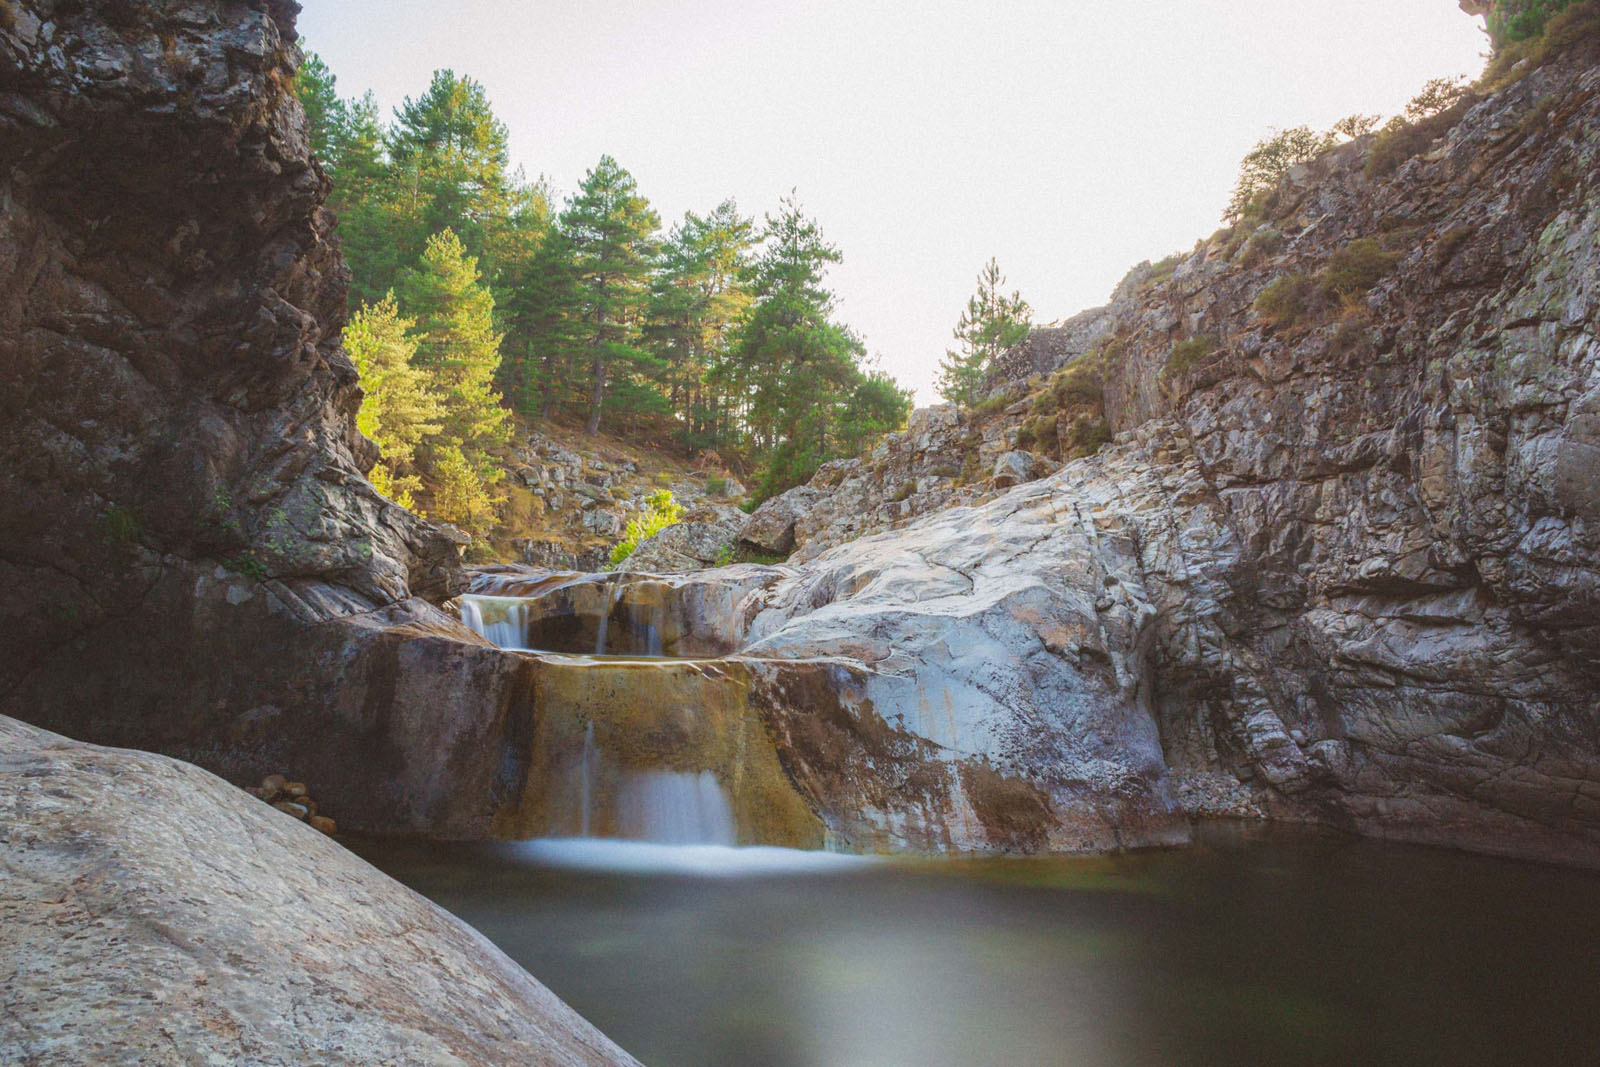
[294,55,912,533]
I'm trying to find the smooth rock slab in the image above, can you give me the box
[0,716,638,1067]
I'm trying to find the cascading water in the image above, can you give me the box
[456,569,820,855]
[593,578,625,654]
[459,595,531,650]
[618,770,737,845]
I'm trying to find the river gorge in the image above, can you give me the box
[4,0,1600,1063]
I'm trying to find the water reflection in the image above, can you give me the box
[348,826,1600,1066]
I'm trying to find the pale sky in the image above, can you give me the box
[298,1,1489,404]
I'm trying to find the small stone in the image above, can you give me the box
[309,815,337,836]
[283,781,308,799]
[273,801,309,820]
[300,797,318,817]
[260,773,287,795]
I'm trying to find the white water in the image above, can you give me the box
[511,838,873,876]
[617,770,737,845]
[459,594,530,650]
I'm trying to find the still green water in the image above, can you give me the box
[348,825,1600,1066]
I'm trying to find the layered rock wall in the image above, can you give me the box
[0,1,518,833]
[651,39,1600,865]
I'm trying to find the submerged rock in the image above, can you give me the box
[0,715,637,1066]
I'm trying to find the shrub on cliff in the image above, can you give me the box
[1320,239,1399,299]
[1224,127,1336,224]
[1065,415,1113,458]
[1481,0,1600,87]
[1488,0,1583,44]
[1165,334,1218,377]
[1366,78,1478,177]
[1253,273,1315,329]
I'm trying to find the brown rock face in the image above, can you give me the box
[0,1,523,833]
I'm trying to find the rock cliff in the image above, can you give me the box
[0,1,534,834]
[554,30,1600,865]
[0,715,637,1065]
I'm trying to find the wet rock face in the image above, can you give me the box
[0,0,494,816]
[0,715,637,1066]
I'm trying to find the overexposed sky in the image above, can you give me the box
[298,1,1489,404]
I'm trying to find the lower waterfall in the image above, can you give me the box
[458,573,825,852]
[616,770,737,846]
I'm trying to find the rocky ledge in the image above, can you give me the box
[510,31,1600,867]
[0,714,637,1065]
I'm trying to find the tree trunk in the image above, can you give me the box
[587,349,605,436]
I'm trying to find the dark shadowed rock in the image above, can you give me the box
[0,0,541,830]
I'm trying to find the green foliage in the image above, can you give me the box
[1481,0,1600,87]
[1166,334,1217,377]
[1403,77,1470,123]
[1488,0,1583,44]
[1366,82,1478,178]
[225,552,269,582]
[1141,254,1184,289]
[1331,113,1382,139]
[1016,413,1058,453]
[737,195,910,502]
[648,200,757,449]
[1225,126,1335,224]
[391,228,509,530]
[936,258,1032,408]
[610,489,683,565]
[1254,273,1315,328]
[1239,228,1284,268]
[344,293,443,508]
[429,442,502,539]
[303,47,914,530]
[705,474,728,496]
[1320,239,1398,299]
[560,155,663,435]
[293,52,344,163]
[972,392,1012,418]
[1066,415,1113,456]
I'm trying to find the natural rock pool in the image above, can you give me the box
[349,826,1600,1066]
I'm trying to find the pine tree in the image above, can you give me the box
[645,200,755,449]
[388,71,514,272]
[936,258,1031,409]
[293,52,345,164]
[343,294,443,509]
[735,195,885,495]
[559,155,661,435]
[395,229,510,453]
[393,229,509,531]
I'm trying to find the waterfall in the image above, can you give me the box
[617,770,736,845]
[594,579,625,654]
[579,720,596,837]
[460,595,530,650]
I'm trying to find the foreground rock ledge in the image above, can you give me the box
[0,716,638,1067]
